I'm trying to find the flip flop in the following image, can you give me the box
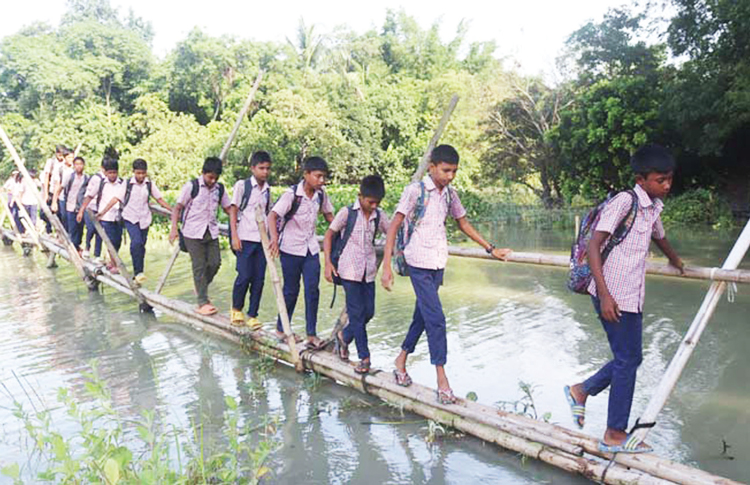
[564,385,586,429]
[305,337,327,350]
[393,369,412,387]
[437,388,458,405]
[333,332,349,361]
[196,304,218,316]
[354,360,370,375]
[598,434,653,454]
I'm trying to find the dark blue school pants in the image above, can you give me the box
[277,251,320,336]
[232,241,267,317]
[100,220,123,252]
[341,279,375,360]
[84,210,102,257]
[124,220,149,275]
[66,210,84,249]
[583,296,643,431]
[401,266,447,366]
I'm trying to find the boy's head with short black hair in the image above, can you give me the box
[55,145,67,160]
[102,158,119,182]
[132,158,148,184]
[631,144,675,200]
[63,148,74,165]
[73,156,85,174]
[428,144,460,189]
[250,151,271,184]
[202,156,223,187]
[302,156,328,192]
[359,174,386,214]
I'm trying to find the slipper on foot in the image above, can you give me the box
[564,385,586,429]
[598,434,653,454]
[393,369,412,387]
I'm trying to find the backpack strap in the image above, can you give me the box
[64,172,75,199]
[601,190,638,262]
[95,174,107,208]
[75,174,90,212]
[239,178,254,212]
[339,205,358,255]
[373,209,381,244]
[122,179,134,208]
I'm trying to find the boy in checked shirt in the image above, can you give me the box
[267,156,335,349]
[564,144,684,454]
[381,145,511,404]
[323,175,390,374]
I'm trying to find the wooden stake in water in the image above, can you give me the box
[255,205,303,371]
[630,217,750,445]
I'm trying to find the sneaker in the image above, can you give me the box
[134,273,147,285]
[230,309,246,326]
[246,317,263,331]
[82,250,90,258]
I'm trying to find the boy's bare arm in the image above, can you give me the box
[96,197,119,220]
[323,229,338,283]
[588,230,620,323]
[229,206,241,252]
[455,217,512,260]
[652,236,684,274]
[380,212,405,291]
[156,198,172,212]
[267,211,280,258]
[323,212,334,224]
[169,203,183,244]
[76,195,93,222]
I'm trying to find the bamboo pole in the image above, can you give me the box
[0,192,22,236]
[0,125,94,287]
[13,199,43,250]
[255,205,303,371]
[155,245,181,294]
[86,208,151,311]
[327,95,460,342]
[630,218,750,446]
[3,227,741,485]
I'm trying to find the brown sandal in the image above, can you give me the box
[196,304,218,316]
[393,369,412,387]
[354,360,370,374]
[437,388,457,405]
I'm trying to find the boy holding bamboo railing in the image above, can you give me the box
[564,144,684,453]
[381,145,512,404]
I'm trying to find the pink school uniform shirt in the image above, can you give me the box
[177,177,231,240]
[272,182,335,257]
[83,172,105,212]
[395,176,467,271]
[588,184,666,313]
[118,176,163,229]
[98,178,124,222]
[330,200,390,283]
[64,172,87,212]
[230,176,270,243]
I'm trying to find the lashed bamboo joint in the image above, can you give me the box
[0,227,740,485]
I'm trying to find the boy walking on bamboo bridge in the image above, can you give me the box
[564,144,684,454]
[79,159,108,259]
[169,157,231,316]
[268,156,335,349]
[229,151,273,329]
[78,156,123,273]
[98,158,172,284]
[381,144,512,404]
[59,156,89,253]
[41,145,65,234]
[324,174,390,374]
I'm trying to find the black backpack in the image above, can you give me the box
[276,183,325,241]
[64,173,90,212]
[122,179,153,208]
[237,178,271,220]
[329,205,381,306]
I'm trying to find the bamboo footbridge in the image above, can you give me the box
[1,220,746,485]
[2,84,748,483]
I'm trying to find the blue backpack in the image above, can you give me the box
[568,190,638,294]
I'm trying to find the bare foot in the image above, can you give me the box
[394,350,408,372]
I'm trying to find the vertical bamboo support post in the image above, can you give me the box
[328,94,459,341]
[0,125,94,286]
[161,70,265,292]
[631,217,750,445]
[255,205,303,371]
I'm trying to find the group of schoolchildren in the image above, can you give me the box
[4,140,684,453]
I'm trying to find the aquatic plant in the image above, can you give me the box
[496,380,552,423]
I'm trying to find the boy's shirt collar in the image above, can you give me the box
[633,183,663,210]
[295,180,319,199]
[129,176,149,185]
[252,176,268,192]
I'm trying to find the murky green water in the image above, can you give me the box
[1,224,748,484]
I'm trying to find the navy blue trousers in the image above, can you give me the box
[277,251,320,336]
[101,220,123,252]
[341,279,375,360]
[124,221,149,275]
[66,210,84,249]
[84,210,102,257]
[583,296,643,431]
[232,241,267,317]
[401,266,447,366]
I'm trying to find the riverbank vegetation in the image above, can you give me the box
[1,0,746,226]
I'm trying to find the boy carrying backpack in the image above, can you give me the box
[324,175,390,374]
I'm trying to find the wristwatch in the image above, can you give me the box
[485,244,496,255]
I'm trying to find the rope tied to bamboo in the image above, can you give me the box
[710,267,739,302]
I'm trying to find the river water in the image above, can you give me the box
[0,224,748,484]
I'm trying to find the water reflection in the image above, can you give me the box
[0,224,748,484]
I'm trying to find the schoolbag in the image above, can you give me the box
[64,173,90,212]
[178,178,226,252]
[95,175,123,215]
[122,179,153,208]
[237,178,271,221]
[276,183,325,241]
[393,181,453,277]
[567,190,638,294]
[329,204,381,307]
